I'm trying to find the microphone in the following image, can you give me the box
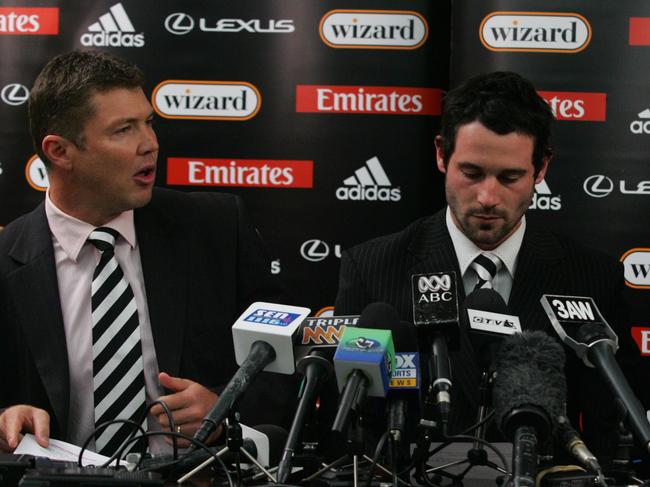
[192,302,311,448]
[463,288,522,375]
[541,294,650,454]
[293,315,359,361]
[411,271,459,435]
[493,331,567,487]
[386,321,420,443]
[331,302,398,434]
[554,415,603,476]
[277,351,332,483]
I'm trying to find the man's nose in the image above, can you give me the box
[476,177,500,208]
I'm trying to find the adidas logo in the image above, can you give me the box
[80,3,144,47]
[530,179,561,210]
[630,108,650,135]
[335,156,401,202]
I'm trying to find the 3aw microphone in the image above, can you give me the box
[332,303,398,434]
[192,302,310,447]
[493,331,567,487]
[541,294,650,454]
[554,415,603,477]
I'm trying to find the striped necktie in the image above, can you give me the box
[88,227,147,456]
[470,252,502,291]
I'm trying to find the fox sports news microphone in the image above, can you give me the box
[276,315,358,483]
[493,331,566,487]
[463,288,522,376]
[192,302,311,448]
[411,271,459,435]
[331,302,398,434]
[541,294,650,454]
[386,320,419,445]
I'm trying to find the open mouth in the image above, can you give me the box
[136,167,154,177]
[134,166,156,184]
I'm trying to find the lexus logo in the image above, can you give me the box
[583,175,614,198]
[165,13,194,35]
[1,84,29,106]
[300,239,330,262]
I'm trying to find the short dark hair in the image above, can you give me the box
[439,71,554,174]
[29,50,144,165]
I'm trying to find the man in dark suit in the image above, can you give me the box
[335,72,638,456]
[0,50,289,455]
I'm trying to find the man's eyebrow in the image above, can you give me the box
[109,111,155,127]
[456,162,482,170]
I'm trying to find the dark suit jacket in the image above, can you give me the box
[0,188,295,440]
[334,209,638,455]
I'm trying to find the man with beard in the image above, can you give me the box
[334,72,636,457]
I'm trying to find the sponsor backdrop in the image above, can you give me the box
[1,2,649,373]
[451,0,650,366]
[0,0,448,314]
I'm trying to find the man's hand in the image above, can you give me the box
[0,405,50,452]
[151,372,222,447]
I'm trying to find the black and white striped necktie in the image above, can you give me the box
[88,227,146,456]
[470,252,502,291]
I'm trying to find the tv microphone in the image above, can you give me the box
[493,331,567,487]
[411,271,459,435]
[331,303,398,434]
[192,302,310,448]
[464,288,521,375]
[541,294,650,454]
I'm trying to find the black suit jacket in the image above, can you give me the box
[0,188,294,440]
[334,209,637,453]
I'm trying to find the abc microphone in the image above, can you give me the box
[411,271,459,435]
[541,294,650,454]
[493,331,566,487]
[192,302,311,448]
[331,303,398,434]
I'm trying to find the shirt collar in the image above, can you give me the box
[45,191,137,262]
[445,206,525,278]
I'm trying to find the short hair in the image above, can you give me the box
[29,50,144,165]
[438,71,554,174]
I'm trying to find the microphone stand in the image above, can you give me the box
[424,371,507,484]
[177,412,276,484]
[303,383,410,487]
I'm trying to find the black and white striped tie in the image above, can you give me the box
[470,252,502,291]
[89,227,146,456]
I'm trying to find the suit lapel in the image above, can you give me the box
[135,198,188,377]
[7,204,69,431]
[508,223,565,331]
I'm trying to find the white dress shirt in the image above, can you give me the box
[445,206,526,304]
[45,191,167,453]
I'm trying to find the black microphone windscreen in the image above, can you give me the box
[357,302,401,333]
[493,331,567,438]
